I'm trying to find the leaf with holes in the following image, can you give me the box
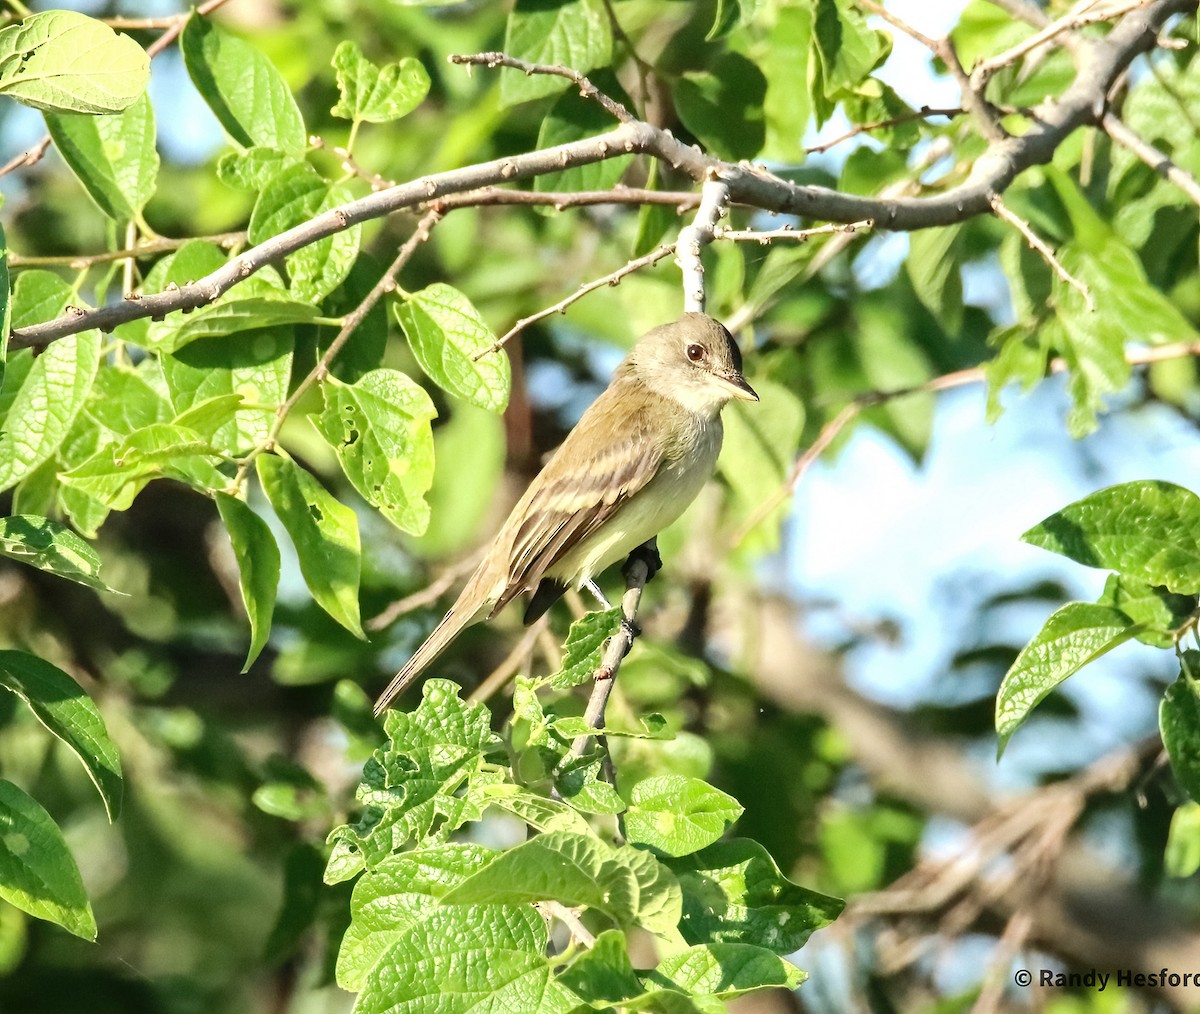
[0,514,117,593]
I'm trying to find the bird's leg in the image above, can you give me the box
[623,537,663,583]
[583,579,612,610]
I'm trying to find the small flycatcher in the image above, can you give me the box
[374,312,757,714]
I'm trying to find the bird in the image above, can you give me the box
[373,312,758,714]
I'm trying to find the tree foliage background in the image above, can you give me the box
[0,0,1199,1011]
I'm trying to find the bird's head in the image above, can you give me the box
[629,312,758,416]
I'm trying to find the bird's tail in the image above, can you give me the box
[372,603,482,716]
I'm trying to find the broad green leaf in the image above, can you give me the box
[331,41,430,123]
[809,0,888,121]
[534,71,634,193]
[0,779,95,940]
[548,607,621,689]
[1023,481,1200,594]
[337,842,495,990]
[216,146,297,193]
[557,929,642,1006]
[624,775,742,858]
[393,283,510,412]
[1097,574,1196,650]
[257,454,364,639]
[500,0,612,107]
[645,943,806,999]
[45,91,158,220]
[84,365,171,440]
[313,369,437,535]
[248,163,361,303]
[0,514,117,593]
[161,326,293,456]
[10,268,71,330]
[357,904,578,1014]
[0,10,147,114]
[1165,801,1200,878]
[0,329,101,492]
[760,2,812,161]
[984,322,1052,422]
[146,287,318,354]
[58,444,155,512]
[556,754,627,815]
[907,226,963,334]
[181,14,306,151]
[480,783,591,834]
[995,603,1141,753]
[442,830,683,937]
[325,681,504,883]
[950,0,1034,69]
[117,422,219,465]
[1161,667,1200,803]
[216,493,280,672]
[0,651,122,821]
[670,838,843,953]
[673,53,767,161]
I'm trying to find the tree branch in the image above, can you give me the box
[676,177,730,313]
[1102,110,1200,206]
[990,194,1095,309]
[448,52,633,123]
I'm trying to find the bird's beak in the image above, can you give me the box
[716,371,759,402]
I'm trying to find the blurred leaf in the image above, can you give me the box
[950,0,1033,69]
[1165,801,1200,878]
[809,0,888,122]
[995,603,1141,754]
[45,92,158,221]
[500,0,611,107]
[394,283,510,412]
[673,53,767,161]
[1162,666,1200,803]
[624,775,742,858]
[0,10,147,114]
[258,454,364,638]
[443,830,683,937]
[984,322,1051,422]
[181,14,306,151]
[263,843,325,964]
[645,943,805,999]
[0,650,122,821]
[548,607,621,689]
[1023,481,1200,594]
[907,226,963,334]
[1097,574,1196,650]
[313,370,437,535]
[0,329,101,493]
[670,839,843,953]
[216,493,280,672]
[248,163,361,303]
[760,2,812,160]
[0,514,117,593]
[331,41,430,123]
[0,779,95,940]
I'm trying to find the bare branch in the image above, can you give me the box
[448,52,632,123]
[8,232,246,270]
[145,0,233,58]
[0,136,50,179]
[429,185,700,213]
[989,194,1094,309]
[714,220,874,244]
[1103,110,1200,206]
[805,106,964,155]
[677,177,730,312]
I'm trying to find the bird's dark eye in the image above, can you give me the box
[686,343,705,362]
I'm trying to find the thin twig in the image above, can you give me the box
[449,52,632,123]
[310,136,395,191]
[677,176,730,312]
[990,194,1094,309]
[1102,111,1200,207]
[0,136,50,179]
[714,220,874,244]
[468,619,548,703]
[474,243,676,358]
[8,232,246,270]
[367,552,482,632]
[805,107,964,155]
[145,0,232,58]
[231,210,442,490]
[541,901,596,947]
[429,186,700,213]
[857,0,938,48]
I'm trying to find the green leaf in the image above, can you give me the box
[535,70,634,194]
[0,329,101,493]
[84,365,171,440]
[357,904,578,1014]
[247,163,361,303]
[760,3,812,160]
[312,369,437,535]
[1165,801,1200,878]
[480,783,591,834]
[0,10,147,114]
[907,226,964,334]
[0,779,95,940]
[325,681,504,883]
[337,842,495,990]
[548,607,621,689]
[809,0,888,120]
[670,838,843,953]
[1162,668,1200,803]
[45,91,158,221]
[624,775,742,858]
[0,650,122,821]
[500,0,612,107]
[557,928,642,1006]
[673,52,767,161]
[995,603,1141,753]
[180,14,306,151]
[0,514,117,593]
[216,146,297,193]
[1022,481,1200,594]
[331,40,430,123]
[393,283,510,412]
[444,830,682,937]
[984,322,1051,423]
[556,754,627,815]
[10,268,71,331]
[1097,574,1196,650]
[161,325,293,456]
[257,454,364,638]
[645,943,806,999]
[216,493,280,672]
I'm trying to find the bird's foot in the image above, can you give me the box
[624,539,662,583]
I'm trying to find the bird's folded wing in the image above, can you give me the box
[489,415,663,614]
